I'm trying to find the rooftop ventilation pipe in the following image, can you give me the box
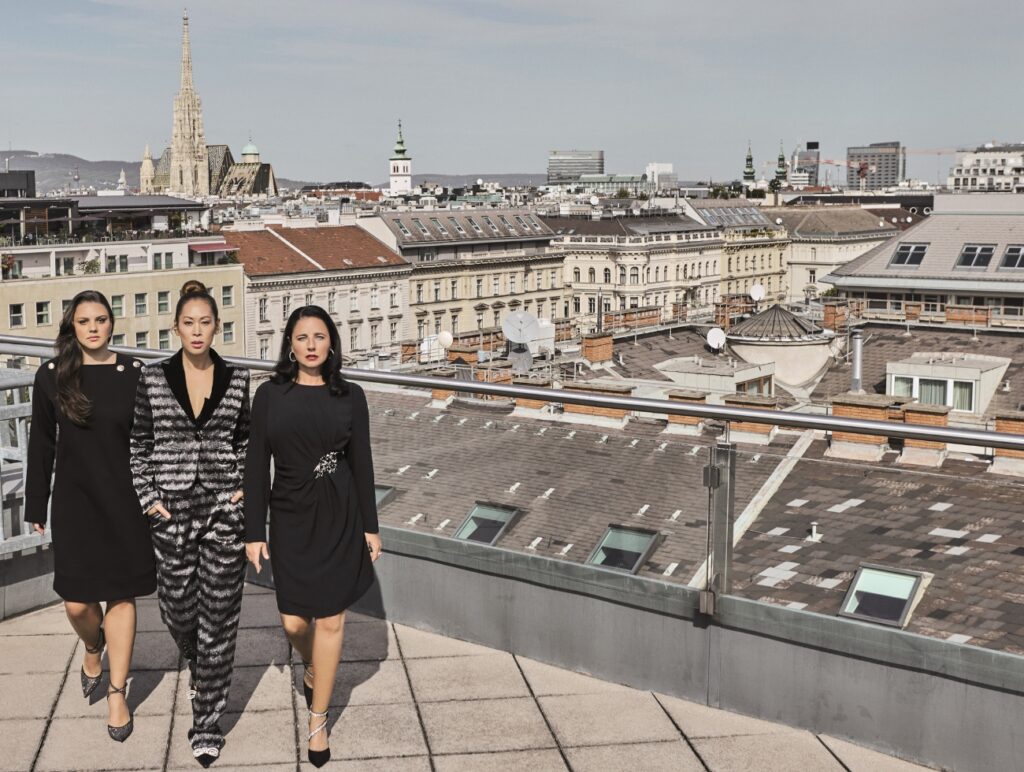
[850,329,864,393]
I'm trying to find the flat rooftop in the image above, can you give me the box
[1,584,929,771]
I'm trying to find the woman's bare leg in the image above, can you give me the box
[308,612,345,753]
[103,599,136,727]
[64,601,104,677]
[281,612,315,691]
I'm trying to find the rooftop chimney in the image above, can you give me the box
[850,329,864,394]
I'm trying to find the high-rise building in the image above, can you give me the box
[793,141,820,187]
[846,141,905,189]
[547,150,604,184]
[645,162,678,192]
[947,143,1024,192]
[389,121,413,195]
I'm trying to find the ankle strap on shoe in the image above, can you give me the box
[308,709,329,740]
[108,683,128,697]
[84,628,105,655]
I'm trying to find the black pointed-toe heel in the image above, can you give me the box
[307,709,330,768]
[106,682,133,742]
[301,662,313,710]
[81,627,105,698]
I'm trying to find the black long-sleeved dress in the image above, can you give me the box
[243,379,378,618]
[26,355,157,601]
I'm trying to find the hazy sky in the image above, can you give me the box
[4,0,1023,184]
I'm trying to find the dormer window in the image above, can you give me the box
[888,243,927,267]
[955,244,995,268]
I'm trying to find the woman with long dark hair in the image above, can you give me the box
[244,305,382,768]
[26,290,156,742]
[130,280,249,768]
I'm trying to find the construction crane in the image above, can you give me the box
[791,158,876,192]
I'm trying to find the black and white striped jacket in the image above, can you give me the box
[130,349,250,513]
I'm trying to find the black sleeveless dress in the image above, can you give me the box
[243,380,378,618]
[25,354,157,601]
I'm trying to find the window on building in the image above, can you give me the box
[417,320,426,339]
[350,326,359,350]
[509,275,516,294]
[135,331,148,348]
[629,267,639,284]
[604,268,611,283]
[158,291,171,314]
[586,526,657,573]
[135,293,147,316]
[492,276,500,296]
[54,256,74,276]
[222,286,234,307]
[411,218,430,236]
[892,376,913,397]
[619,267,626,284]
[432,281,441,302]
[465,216,484,235]
[370,323,378,346]
[259,338,270,359]
[449,279,458,300]
[305,292,313,306]
[390,288,398,308]
[1000,245,1024,269]
[448,217,467,236]
[416,283,423,303]
[35,301,50,326]
[62,299,72,314]
[328,291,336,314]
[370,287,380,308]
[919,378,947,406]
[588,268,596,283]
[808,269,817,284]
[573,267,581,283]
[956,244,995,268]
[454,503,519,544]
[550,269,557,288]
[492,310,500,326]
[476,313,483,330]
[349,290,358,312]
[573,297,581,313]
[223,321,235,344]
[475,277,483,298]
[111,295,124,318]
[587,297,595,313]
[889,243,927,267]
[839,564,925,628]
[429,217,449,237]
[389,321,398,341]
[451,314,459,334]
[282,295,291,319]
[112,334,125,346]
[158,329,170,350]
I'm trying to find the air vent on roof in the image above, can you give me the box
[376,255,388,263]
[343,258,353,265]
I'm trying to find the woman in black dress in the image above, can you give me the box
[244,305,382,768]
[26,290,156,742]
[130,281,249,768]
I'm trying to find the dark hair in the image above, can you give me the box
[272,305,348,396]
[174,279,219,325]
[54,290,115,425]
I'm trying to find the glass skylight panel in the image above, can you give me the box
[481,215,501,235]
[396,220,413,237]
[1000,245,1024,268]
[411,218,430,236]
[889,243,927,266]
[586,526,657,573]
[454,503,518,545]
[955,244,995,268]
[429,217,450,237]
[514,215,530,231]
[374,485,396,507]
[839,565,924,628]
[498,215,517,234]
[465,216,484,235]
[448,217,467,236]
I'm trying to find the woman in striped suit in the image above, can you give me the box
[130,280,249,768]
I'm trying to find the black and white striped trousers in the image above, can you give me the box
[150,484,246,753]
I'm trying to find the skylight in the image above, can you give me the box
[454,503,519,545]
[586,526,658,573]
[955,244,995,268]
[889,243,927,267]
[838,564,926,628]
[375,485,396,508]
[1000,245,1024,269]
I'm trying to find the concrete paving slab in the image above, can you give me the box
[819,735,931,771]
[234,626,291,667]
[54,667,176,718]
[135,600,168,632]
[291,658,414,707]
[0,633,75,674]
[405,652,530,703]
[35,713,171,771]
[0,671,64,718]
[393,624,498,659]
[0,717,46,772]
[539,692,679,747]
[433,748,568,771]
[516,656,632,697]
[238,591,284,629]
[168,708,295,768]
[693,732,844,772]
[656,693,800,739]
[124,630,181,671]
[340,619,397,662]
[303,757,432,771]
[176,663,293,715]
[305,701,428,761]
[0,603,69,636]
[419,696,556,755]
[169,766,295,772]
[564,740,706,772]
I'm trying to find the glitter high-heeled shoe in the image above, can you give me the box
[106,682,133,742]
[80,627,105,698]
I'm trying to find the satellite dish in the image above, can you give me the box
[502,311,541,344]
[706,327,726,350]
[749,284,765,302]
[476,178,483,186]
[508,348,534,374]
[775,217,783,225]
[590,196,600,206]
[437,331,454,349]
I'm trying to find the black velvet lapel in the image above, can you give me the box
[161,348,232,427]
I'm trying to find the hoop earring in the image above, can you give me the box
[329,348,335,359]
[288,350,296,362]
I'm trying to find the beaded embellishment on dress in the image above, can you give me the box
[314,452,338,479]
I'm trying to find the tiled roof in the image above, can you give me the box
[222,226,408,276]
[540,215,708,237]
[763,207,898,239]
[728,304,826,341]
[829,210,1024,285]
[731,440,1024,654]
[380,210,554,246]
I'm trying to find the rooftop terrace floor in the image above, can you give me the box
[1,584,929,771]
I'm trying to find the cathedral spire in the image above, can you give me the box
[180,9,194,93]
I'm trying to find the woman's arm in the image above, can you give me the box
[25,367,57,527]
[129,367,161,514]
[243,382,272,543]
[345,384,379,535]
